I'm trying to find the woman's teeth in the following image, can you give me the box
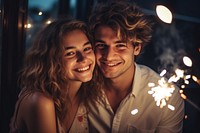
[77,66,90,72]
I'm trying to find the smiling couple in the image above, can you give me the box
[9,1,184,133]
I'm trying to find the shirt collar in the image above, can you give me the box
[100,63,142,102]
[130,63,142,97]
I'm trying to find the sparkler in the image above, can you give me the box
[148,56,200,111]
[148,77,175,109]
[180,92,200,112]
[152,4,200,116]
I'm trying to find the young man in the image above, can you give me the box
[88,1,184,133]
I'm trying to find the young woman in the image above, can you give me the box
[9,19,98,133]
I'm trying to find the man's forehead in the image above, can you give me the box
[94,25,122,39]
[95,25,114,34]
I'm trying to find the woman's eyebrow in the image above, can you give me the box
[64,41,91,50]
[84,41,91,46]
[64,46,75,50]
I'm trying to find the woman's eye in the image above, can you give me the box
[84,46,93,52]
[65,51,75,57]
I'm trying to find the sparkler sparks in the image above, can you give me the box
[148,56,200,112]
[168,104,175,111]
[131,109,139,115]
[192,75,200,85]
[148,77,175,110]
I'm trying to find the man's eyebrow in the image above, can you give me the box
[64,41,91,50]
[114,40,126,43]
[95,40,105,43]
[95,40,126,44]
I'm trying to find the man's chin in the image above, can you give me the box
[102,72,117,79]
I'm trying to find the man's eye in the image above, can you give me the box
[116,44,127,47]
[95,43,106,49]
[116,44,127,50]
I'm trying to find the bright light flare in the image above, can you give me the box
[160,69,167,77]
[168,75,179,83]
[181,85,185,89]
[156,5,172,24]
[179,90,184,94]
[131,109,138,115]
[184,80,189,84]
[46,20,52,24]
[183,56,192,67]
[148,77,175,108]
[168,69,184,83]
[168,104,175,111]
[185,75,191,79]
[192,75,198,82]
[185,115,188,119]
[148,82,155,88]
[192,75,200,85]
[38,11,43,15]
[175,69,184,78]
[181,93,187,100]
[24,23,32,29]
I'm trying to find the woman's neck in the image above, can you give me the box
[60,81,82,104]
[66,81,82,101]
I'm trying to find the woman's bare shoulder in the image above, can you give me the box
[19,91,57,133]
[23,91,55,113]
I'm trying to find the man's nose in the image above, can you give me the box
[103,47,115,60]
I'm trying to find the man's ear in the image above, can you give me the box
[133,44,141,56]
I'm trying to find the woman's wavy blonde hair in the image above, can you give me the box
[18,19,100,122]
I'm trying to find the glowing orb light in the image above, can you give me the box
[156,5,173,24]
[46,20,52,24]
[25,23,32,29]
[183,56,192,67]
[38,11,43,15]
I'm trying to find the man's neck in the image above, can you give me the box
[103,64,136,112]
[104,64,135,93]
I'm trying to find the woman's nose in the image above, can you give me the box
[77,52,86,62]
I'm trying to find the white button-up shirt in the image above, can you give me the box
[88,64,184,133]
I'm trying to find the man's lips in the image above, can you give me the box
[101,62,122,67]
